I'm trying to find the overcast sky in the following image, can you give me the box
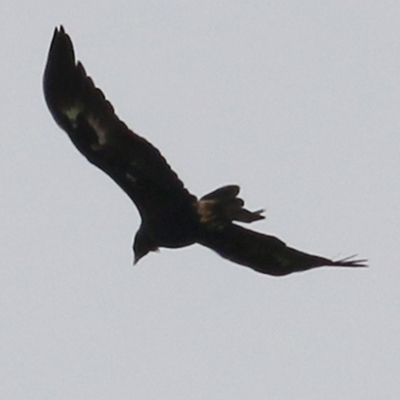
[1,1,399,399]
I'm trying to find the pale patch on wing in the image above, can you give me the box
[63,104,110,150]
[63,105,82,128]
[126,173,136,183]
[87,114,108,146]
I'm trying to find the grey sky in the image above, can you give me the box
[1,1,399,399]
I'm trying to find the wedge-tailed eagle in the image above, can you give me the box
[43,27,366,276]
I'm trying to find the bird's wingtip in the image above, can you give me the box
[333,255,368,268]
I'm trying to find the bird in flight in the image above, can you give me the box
[43,26,366,276]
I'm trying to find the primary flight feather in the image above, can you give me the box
[43,26,366,276]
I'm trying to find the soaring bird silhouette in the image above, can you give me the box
[43,27,366,276]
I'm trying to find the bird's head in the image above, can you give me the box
[133,227,158,264]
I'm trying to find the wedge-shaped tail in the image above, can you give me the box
[198,185,264,229]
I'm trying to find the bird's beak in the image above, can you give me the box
[133,253,142,265]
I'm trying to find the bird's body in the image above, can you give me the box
[43,27,366,276]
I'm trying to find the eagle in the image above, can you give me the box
[43,26,366,276]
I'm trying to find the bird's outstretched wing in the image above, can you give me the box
[199,224,367,276]
[43,26,197,220]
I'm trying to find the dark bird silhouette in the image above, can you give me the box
[43,26,366,276]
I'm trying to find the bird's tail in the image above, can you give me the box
[198,185,264,228]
